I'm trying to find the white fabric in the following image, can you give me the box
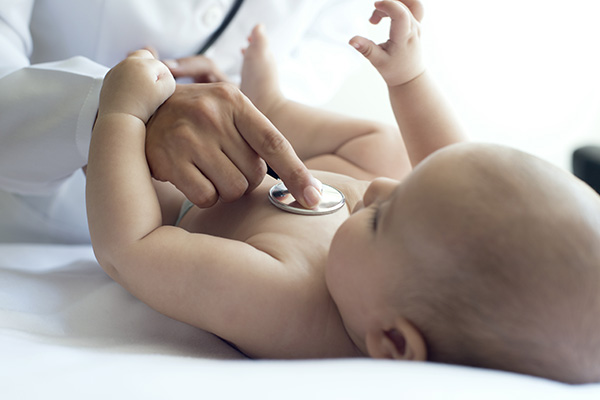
[1,244,598,399]
[0,0,370,243]
[0,170,89,243]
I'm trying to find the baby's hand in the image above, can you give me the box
[98,50,176,123]
[350,0,425,87]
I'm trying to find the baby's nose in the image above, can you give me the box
[363,177,399,207]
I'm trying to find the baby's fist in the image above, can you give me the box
[99,50,176,123]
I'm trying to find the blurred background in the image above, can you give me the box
[324,0,600,171]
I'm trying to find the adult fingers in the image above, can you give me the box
[164,56,229,83]
[220,134,269,195]
[146,83,266,207]
[192,149,256,203]
[234,97,322,209]
[174,163,220,208]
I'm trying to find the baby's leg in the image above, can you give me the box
[240,25,284,115]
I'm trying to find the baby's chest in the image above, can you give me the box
[182,192,347,250]
[179,172,364,263]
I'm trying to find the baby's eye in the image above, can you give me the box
[370,207,379,232]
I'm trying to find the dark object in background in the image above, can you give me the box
[573,146,600,194]
[196,0,245,55]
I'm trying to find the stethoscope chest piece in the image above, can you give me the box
[268,181,346,216]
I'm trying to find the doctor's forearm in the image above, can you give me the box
[0,59,107,195]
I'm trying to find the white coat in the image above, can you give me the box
[0,0,372,243]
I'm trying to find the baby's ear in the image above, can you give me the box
[365,317,426,361]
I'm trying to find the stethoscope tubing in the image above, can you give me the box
[197,0,245,55]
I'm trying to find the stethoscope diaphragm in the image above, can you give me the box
[268,181,346,216]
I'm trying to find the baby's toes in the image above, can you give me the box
[248,25,270,55]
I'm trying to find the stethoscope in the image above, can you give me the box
[197,0,246,55]
[198,0,346,216]
[268,181,346,216]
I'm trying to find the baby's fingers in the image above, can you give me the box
[398,0,424,22]
[349,35,387,67]
[373,1,423,22]
[369,8,388,25]
[374,1,412,25]
[127,49,156,60]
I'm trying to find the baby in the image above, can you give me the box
[86,0,600,384]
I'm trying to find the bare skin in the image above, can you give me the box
[87,1,464,360]
[87,3,600,384]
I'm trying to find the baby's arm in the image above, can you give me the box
[85,51,312,357]
[241,25,410,181]
[86,50,178,263]
[350,0,465,167]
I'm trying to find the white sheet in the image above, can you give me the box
[1,244,598,399]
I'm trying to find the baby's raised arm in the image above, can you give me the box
[350,0,465,166]
[87,50,176,264]
[86,51,176,259]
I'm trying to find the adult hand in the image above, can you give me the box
[163,55,229,83]
[145,83,322,208]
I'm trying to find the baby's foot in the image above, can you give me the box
[240,25,284,116]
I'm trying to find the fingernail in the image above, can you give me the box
[163,59,179,69]
[310,177,323,193]
[304,186,322,208]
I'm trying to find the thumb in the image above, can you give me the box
[349,36,387,67]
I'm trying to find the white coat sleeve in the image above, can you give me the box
[277,0,373,105]
[0,1,107,196]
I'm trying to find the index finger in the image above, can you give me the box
[234,96,322,209]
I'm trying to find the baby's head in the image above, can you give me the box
[327,142,600,383]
